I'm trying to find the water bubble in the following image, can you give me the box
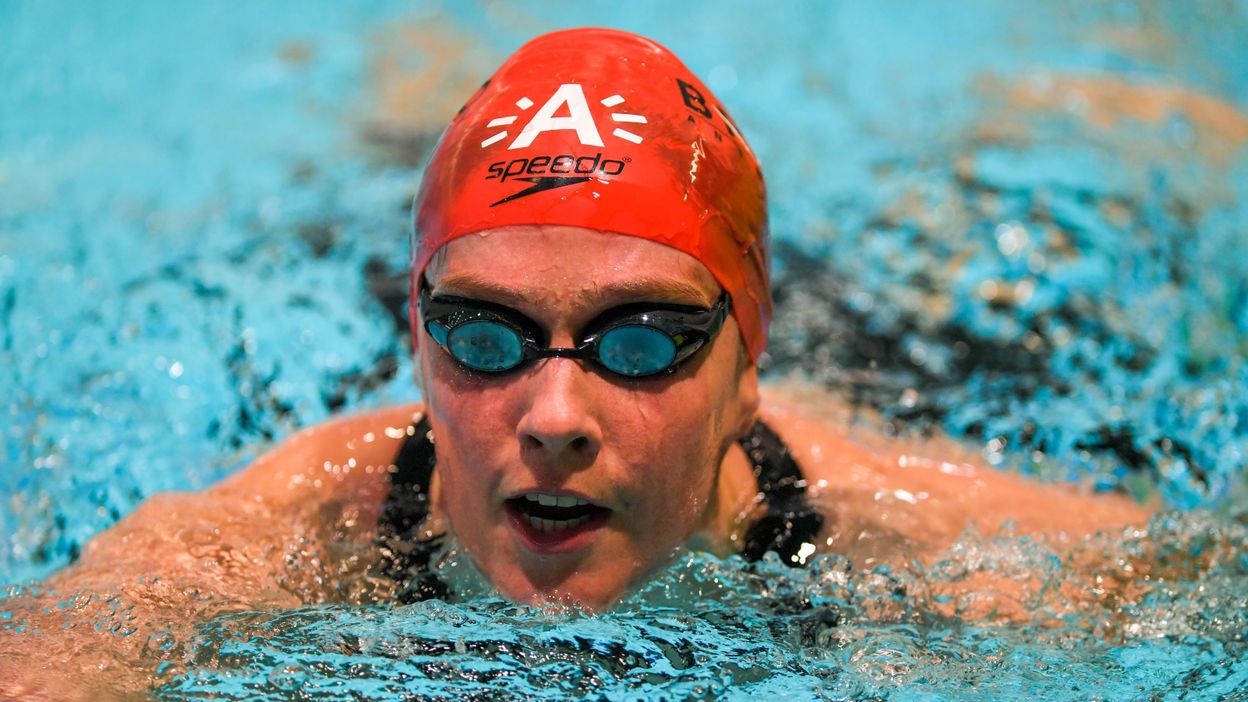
[266,664,311,690]
[900,388,919,408]
[995,222,1030,257]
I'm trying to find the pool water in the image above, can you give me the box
[3,1,1247,699]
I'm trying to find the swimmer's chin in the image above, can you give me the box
[436,536,617,612]
[490,543,702,613]
[444,517,699,611]
[490,569,638,612]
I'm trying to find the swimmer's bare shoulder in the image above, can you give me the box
[0,404,424,700]
[53,403,425,598]
[216,402,425,524]
[758,383,1152,565]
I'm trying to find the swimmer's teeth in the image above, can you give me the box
[524,514,591,533]
[517,493,596,534]
[522,492,591,507]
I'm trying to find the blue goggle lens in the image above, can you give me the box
[597,325,678,377]
[447,321,525,372]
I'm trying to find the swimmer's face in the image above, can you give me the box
[416,226,759,609]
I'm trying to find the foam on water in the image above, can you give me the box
[4,512,1243,699]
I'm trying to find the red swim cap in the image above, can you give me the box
[411,27,770,361]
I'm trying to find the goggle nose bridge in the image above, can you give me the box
[528,345,593,361]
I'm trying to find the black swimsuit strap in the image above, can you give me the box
[378,415,823,599]
[375,418,448,603]
[736,420,825,566]
[389,420,437,518]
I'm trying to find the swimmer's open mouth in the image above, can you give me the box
[505,493,611,534]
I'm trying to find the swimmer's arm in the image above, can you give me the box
[759,387,1153,620]
[761,390,1153,624]
[40,403,425,599]
[0,403,425,699]
[760,388,1151,549]
[0,490,303,700]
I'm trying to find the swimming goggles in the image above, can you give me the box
[418,287,730,378]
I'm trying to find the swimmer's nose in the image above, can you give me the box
[516,359,602,469]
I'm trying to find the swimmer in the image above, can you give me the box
[1,28,1150,698]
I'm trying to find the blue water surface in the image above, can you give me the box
[3,1,1248,699]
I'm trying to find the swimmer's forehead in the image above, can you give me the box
[426,226,721,308]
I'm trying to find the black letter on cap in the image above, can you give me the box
[677,78,712,119]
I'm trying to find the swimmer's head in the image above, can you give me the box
[411,27,770,361]
[409,28,768,609]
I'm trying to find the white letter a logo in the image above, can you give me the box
[508,84,604,150]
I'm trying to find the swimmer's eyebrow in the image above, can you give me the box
[433,273,716,308]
